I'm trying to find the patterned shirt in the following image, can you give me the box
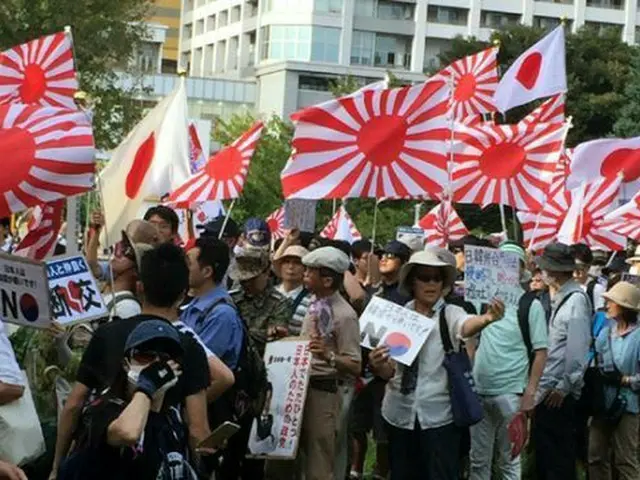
[230,286,292,356]
[275,284,311,336]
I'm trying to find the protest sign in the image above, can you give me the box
[621,273,640,287]
[0,252,51,328]
[47,255,107,326]
[464,246,523,307]
[396,226,424,249]
[359,296,435,366]
[247,339,311,459]
[284,199,316,233]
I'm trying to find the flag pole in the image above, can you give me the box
[499,203,508,238]
[332,198,337,215]
[96,175,118,320]
[413,203,422,228]
[445,77,455,202]
[218,199,237,240]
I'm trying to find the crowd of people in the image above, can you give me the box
[0,204,640,480]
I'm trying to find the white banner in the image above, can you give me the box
[46,255,107,326]
[464,246,522,307]
[247,339,311,459]
[0,253,51,328]
[359,296,434,366]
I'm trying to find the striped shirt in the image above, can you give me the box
[275,284,311,336]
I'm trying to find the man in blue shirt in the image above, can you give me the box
[181,237,243,370]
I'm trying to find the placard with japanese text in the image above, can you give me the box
[247,339,311,459]
[464,245,523,307]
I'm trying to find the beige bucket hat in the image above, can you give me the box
[603,281,640,312]
[398,247,457,296]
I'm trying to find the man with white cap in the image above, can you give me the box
[273,245,311,336]
[265,246,362,480]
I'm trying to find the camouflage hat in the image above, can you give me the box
[228,247,270,281]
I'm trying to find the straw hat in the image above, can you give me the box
[602,281,640,312]
[626,245,640,265]
[398,247,457,296]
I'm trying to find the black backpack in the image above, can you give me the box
[196,297,268,420]
[517,291,538,368]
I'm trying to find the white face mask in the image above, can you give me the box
[233,245,244,257]
[126,363,146,385]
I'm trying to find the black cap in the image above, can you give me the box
[536,242,577,272]
[383,240,412,263]
[197,215,240,239]
[124,320,183,358]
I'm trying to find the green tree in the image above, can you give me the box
[0,0,151,149]
[613,50,640,138]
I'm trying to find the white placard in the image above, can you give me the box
[284,200,316,233]
[46,255,107,326]
[247,340,311,459]
[396,226,424,249]
[0,253,52,328]
[359,296,435,366]
[464,245,523,307]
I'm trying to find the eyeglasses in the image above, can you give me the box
[414,272,443,284]
[381,253,399,260]
[129,349,170,365]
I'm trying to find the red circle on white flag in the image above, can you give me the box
[478,143,526,179]
[126,133,155,199]
[601,148,640,182]
[454,73,478,102]
[516,52,542,90]
[357,116,407,167]
[206,146,243,181]
[19,64,47,103]
[0,127,36,196]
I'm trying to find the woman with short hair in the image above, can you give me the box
[589,281,640,480]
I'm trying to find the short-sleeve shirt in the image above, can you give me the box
[275,284,311,336]
[76,314,210,408]
[102,292,141,320]
[300,291,361,379]
[473,298,548,395]
[0,320,24,386]
[382,299,471,430]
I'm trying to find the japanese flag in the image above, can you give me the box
[493,26,567,113]
[99,79,191,246]
[566,136,640,201]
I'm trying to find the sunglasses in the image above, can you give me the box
[129,349,170,365]
[381,252,399,260]
[414,272,443,284]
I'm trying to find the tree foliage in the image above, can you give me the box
[613,50,640,138]
[0,0,151,149]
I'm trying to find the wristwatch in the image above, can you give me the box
[328,351,336,368]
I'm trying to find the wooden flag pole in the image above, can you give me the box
[499,203,508,239]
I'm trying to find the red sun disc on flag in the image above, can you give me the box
[265,206,285,240]
[169,121,264,205]
[282,79,450,199]
[452,121,566,211]
[438,47,499,120]
[600,148,640,182]
[0,103,95,217]
[516,52,542,90]
[0,32,78,109]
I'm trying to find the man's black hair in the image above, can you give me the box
[194,237,230,285]
[351,240,372,260]
[144,205,180,233]
[139,243,189,308]
[570,243,593,265]
[0,217,10,229]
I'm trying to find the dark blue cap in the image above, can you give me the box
[124,320,183,356]
[197,215,240,239]
[383,240,412,263]
[244,217,271,247]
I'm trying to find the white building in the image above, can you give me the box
[179,0,639,117]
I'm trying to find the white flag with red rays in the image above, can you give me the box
[556,176,625,251]
[281,78,451,200]
[188,122,208,174]
[419,200,468,248]
[520,94,565,126]
[451,120,567,211]
[0,103,95,217]
[602,191,640,242]
[0,32,78,109]
[266,206,285,240]
[13,199,64,260]
[169,121,264,205]
[517,150,572,251]
[320,206,362,244]
[436,47,499,121]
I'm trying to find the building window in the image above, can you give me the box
[299,75,333,91]
[196,19,205,35]
[351,30,375,65]
[377,0,414,20]
[315,0,342,14]
[584,21,623,36]
[219,10,229,27]
[183,23,193,39]
[261,25,340,63]
[231,6,241,23]
[427,6,468,26]
[536,0,573,4]
[262,0,313,13]
[311,26,340,62]
[586,0,623,9]
[374,34,411,69]
[135,43,160,74]
[207,15,216,31]
[355,0,375,17]
[533,16,573,30]
[480,11,521,29]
